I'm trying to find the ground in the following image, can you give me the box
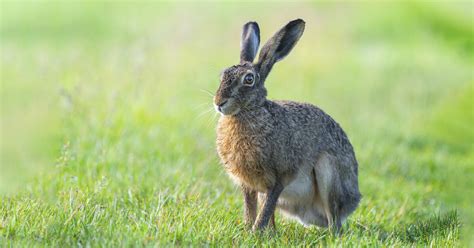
[1,2,473,246]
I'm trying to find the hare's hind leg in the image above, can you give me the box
[313,153,342,232]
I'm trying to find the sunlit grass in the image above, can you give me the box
[1,1,472,246]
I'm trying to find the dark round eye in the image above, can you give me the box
[243,74,254,85]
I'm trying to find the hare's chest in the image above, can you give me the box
[216,118,274,190]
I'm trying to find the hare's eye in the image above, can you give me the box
[243,74,254,85]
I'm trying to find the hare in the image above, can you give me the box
[214,19,361,232]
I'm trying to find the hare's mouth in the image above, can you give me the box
[214,98,240,116]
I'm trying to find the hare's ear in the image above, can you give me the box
[257,19,305,83]
[240,22,260,63]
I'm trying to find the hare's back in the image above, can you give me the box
[271,100,355,156]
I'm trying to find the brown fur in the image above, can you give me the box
[216,114,275,192]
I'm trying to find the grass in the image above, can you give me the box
[1,1,473,246]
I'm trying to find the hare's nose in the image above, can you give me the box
[217,100,228,112]
[218,100,228,107]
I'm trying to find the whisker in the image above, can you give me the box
[203,109,219,129]
[194,107,215,121]
[208,111,219,128]
[199,89,215,98]
[193,102,213,111]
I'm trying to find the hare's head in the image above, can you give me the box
[214,19,305,115]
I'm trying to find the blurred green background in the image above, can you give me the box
[1,1,473,246]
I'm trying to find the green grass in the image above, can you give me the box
[1,1,473,246]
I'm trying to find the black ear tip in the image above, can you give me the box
[243,21,260,33]
[243,21,260,38]
[285,19,305,34]
[244,21,259,28]
[288,19,305,27]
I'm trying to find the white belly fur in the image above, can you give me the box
[264,169,327,227]
[280,171,314,202]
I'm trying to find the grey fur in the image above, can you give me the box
[214,19,361,232]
